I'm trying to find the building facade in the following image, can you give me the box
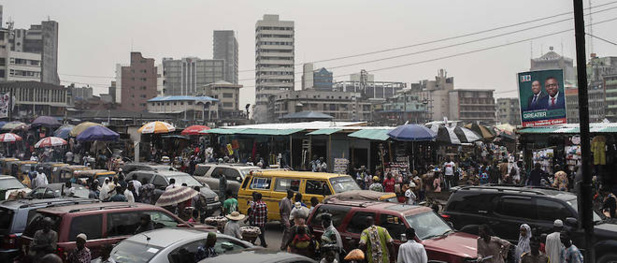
[255,14,295,123]
[530,47,576,82]
[375,89,430,125]
[604,74,617,121]
[412,69,454,121]
[334,70,405,99]
[496,98,521,125]
[199,80,243,119]
[302,63,333,91]
[448,89,496,124]
[0,81,67,117]
[116,52,158,112]
[147,96,218,122]
[213,30,239,84]
[302,63,314,90]
[271,90,371,122]
[161,57,225,96]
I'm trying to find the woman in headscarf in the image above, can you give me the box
[320,213,343,261]
[514,224,532,263]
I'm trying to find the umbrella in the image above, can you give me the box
[31,116,61,128]
[429,123,482,144]
[155,186,198,207]
[138,121,176,134]
[1,121,27,131]
[54,124,75,139]
[0,133,22,142]
[34,137,68,148]
[181,125,210,136]
[387,124,437,141]
[70,122,102,137]
[495,123,516,132]
[493,127,516,141]
[464,122,495,140]
[76,125,120,142]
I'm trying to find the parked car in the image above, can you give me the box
[193,163,260,196]
[198,250,317,263]
[323,189,398,203]
[0,175,30,201]
[442,185,617,263]
[307,200,478,263]
[20,202,215,260]
[120,162,177,174]
[27,183,90,199]
[127,170,220,216]
[91,228,254,263]
[0,197,98,261]
[238,170,361,221]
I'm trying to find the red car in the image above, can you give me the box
[19,202,214,261]
[307,200,478,263]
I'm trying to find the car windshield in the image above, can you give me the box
[238,168,256,178]
[0,177,25,189]
[329,176,361,193]
[406,212,453,240]
[565,198,602,222]
[112,240,163,263]
[169,174,201,187]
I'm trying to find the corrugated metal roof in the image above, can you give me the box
[348,129,393,141]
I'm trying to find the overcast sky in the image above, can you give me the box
[2,0,615,108]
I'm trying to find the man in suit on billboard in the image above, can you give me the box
[527,80,547,110]
[539,76,565,110]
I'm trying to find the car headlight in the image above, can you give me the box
[214,196,219,202]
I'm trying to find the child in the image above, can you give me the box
[188,209,199,223]
[290,225,312,257]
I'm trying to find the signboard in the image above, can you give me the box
[333,158,349,174]
[518,69,567,127]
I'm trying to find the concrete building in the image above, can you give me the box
[272,90,371,122]
[604,74,617,121]
[213,30,239,84]
[161,57,225,96]
[147,96,218,122]
[334,70,405,99]
[565,87,580,123]
[530,46,576,82]
[302,63,314,90]
[496,98,521,125]
[412,69,455,121]
[449,89,496,124]
[375,89,430,125]
[302,63,333,91]
[71,86,93,101]
[254,14,295,123]
[0,81,67,117]
[116,52,158,112]
[0,29,42,82]
[199,80,243,119]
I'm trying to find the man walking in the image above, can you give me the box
[359,216,394,263]
[443,158,456,190]
[545,219,564,263]
[397,228,427,263]
[250,192,268,248]
[560,231,583,263]
[526,163,551,186]
[280,189,294,251]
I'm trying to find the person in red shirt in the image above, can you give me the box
[383,173,396,193]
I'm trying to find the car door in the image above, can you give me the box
[308,204,351,242]
[342,211,375,252]
[378,212,407,249]
[493,195,536,242]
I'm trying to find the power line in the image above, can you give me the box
[586,32,617,45]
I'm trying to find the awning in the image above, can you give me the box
[348,129,393,141]
[517,127,560,134]
[306,128,342,136]
[235,128,304,136]
[200,128,247,135]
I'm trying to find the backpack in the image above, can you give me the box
[292,233,312,249]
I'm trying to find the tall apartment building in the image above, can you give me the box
[449,89,497,124]
[496,98,521,125]
[255,14,295,123]
[604,74,617,121]
[334,70,405,99]
[530,46,576,82]
[213,30,239,84]
[161,57,225,96]
[115,52,157,112]
[412,69,454,121]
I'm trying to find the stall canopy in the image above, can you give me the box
[348,129,393,141]
[307,128,342,136]
[517,123,617,134]
[204,128,304,136]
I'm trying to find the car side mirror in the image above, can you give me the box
[565,217,578,227]
[236,177,241,182]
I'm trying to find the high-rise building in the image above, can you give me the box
[213,30,239,84]
[255,14,295,123]
[448,89,496,124]
[116,52,157,112]
[161,57,225,96]
[496,98,521,125]
[302,63,314,90]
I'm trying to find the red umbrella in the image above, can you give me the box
[181,125,210,136]
[0,133,22,143]
[34,137,67,148]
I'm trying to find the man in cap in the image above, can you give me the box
[195,232,218,260]
[30,217,58,260]
[369,176,384,192]
[224,211,245,239]
[67,233,91,263]
[545,219,564,263]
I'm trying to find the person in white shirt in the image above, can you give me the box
[443,158,456,190]
[100,178,111,201]
[34,168,48,188]
[130,174,142,197]
[124,185,135,203]
[165,178,176,190]
[545,219,564,263]
[397,228,427,263]
[404,186,416,205]
[30,154,39,162]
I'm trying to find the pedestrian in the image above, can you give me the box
[195,232,218,260]
[545,219,564,263]
[249,192,268,247]
[600,186,616,218]
[65,150,74,165]
[488,161,500,185]
[309,197,319,215]
[140,178,155,205]
[443,157,456,190]
[515,224,532,263]
[319,157,327,172]
[188,209,199,223]
[219,172,228,202]
[477,224,511,263]
[89,181,100,199]
[526,163,551,187]
[295,192,307,207]
[370,176,384,192]
[125,183,135,203]
[560,231,583,263]
[130,174,142,197]
[397,228,427,263]
[404,185,416,205]
[67,233,91,263]
[359,216,395,263]
[552,170,569,191]
[383,173,396,193]
[222,189,238,215]
[29,217,58,260]
[100,178,111,201]
[432,173,442,193]
[288,220,314,258]
[192,186,207,223]
[166,178,176,190]
[34,167,48,189]
[320,213,343,261]
[291,201,310,221]
[320,250,339,263]
[65,181,76,197]
[520,237,548,263]
[134,214,154,234]
[280,189,294,251]
[110,186,128,202]
[224,211,245,239]
[99,244,116,263]
[28,166,38,188]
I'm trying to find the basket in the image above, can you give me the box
[205,216,228,232]
[240,226,261,243]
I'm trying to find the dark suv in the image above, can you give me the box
[307,200,478,263]
[442,185,617,263]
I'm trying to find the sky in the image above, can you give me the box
[1,0,616,109]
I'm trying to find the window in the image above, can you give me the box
[305,180,331,195]
[274,178,300,192]
[152,175,168,189]
[249,177,272,190]
[496,197,536,219]
[223,93,233,98]
[224,169,242,181]
[309,205,351,228]
[346,212,375,234]
[210,167,225,178]
[380,214,406,240]
[536,198,572,221]
[168,237,246,263]
[446,193,494,213]
[107,212,141,237]
[69,214,102,241]
[144,211,180,228]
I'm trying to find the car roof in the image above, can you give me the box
[198,250,315,263]
[250,170,349,179]
[0,197,96,209]
[321,200,431,215]
[455,185,577,200]
[150,171,191,177]
[199,163,260,169]
[123,228,208,247]
[36,202,154,214]
[0,175,17,179]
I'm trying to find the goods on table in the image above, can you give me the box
[205,216,228,232]
[240,226,261,243]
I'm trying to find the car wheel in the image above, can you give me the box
[599,254,617,263]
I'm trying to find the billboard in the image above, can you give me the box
[518,69,567,127]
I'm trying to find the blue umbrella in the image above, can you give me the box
[31,116,61,128]
[76,125,119,141]
[54,125,74,139]
[387,124,437,141]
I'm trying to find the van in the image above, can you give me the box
[58,165,91,183]
[72,169,116,186]
[36,162,69,184]
[237,170,360,221]
[193,163,260,196]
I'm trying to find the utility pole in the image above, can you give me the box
[573,0,595,262]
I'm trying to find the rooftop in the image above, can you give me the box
[148,96,218,102]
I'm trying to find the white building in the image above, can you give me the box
[254,14,295,123]
[147,96,219,121]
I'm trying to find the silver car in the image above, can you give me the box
[94,228,255,263]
